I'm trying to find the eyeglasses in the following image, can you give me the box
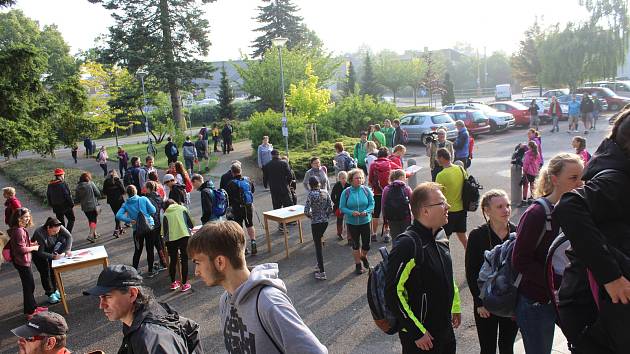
[424,201,448,208]
[23,336,45,342]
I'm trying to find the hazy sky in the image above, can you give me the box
[7,0,590,60]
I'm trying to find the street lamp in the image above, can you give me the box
[136,68,151,145]
[272,37,289,157]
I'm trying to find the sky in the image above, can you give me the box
[6,0,591,61]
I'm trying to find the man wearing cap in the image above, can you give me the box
[162,174,187,205]
[31,217,73,305]
[46,169,75,233]
[84,264,203,353]
[12,311,71,354]
[262,149,294,210]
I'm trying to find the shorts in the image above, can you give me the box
[581,113,591,123]
[347,223,371,251]
[372,195,382,218]
[569,115,579,125]
[232,204,254,228]
[524,174,536,183]
[84,210,98,223]
[444,210,467,235]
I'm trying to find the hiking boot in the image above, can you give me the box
[251,241,258,255]
[371,234,377,242]
[314,272,327,280]
[360,256,370,269]
[181,283,192,292]
[170,281,181,291]
[355,264,364,275]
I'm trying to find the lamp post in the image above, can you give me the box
[272,37,289,157]
[136,68,151,145]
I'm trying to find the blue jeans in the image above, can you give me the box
[515,294,556,354]
[551,115,559,132]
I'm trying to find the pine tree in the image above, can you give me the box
[344,61,357,96]
[442,73,455,106]
[361,53,380,98]
[252,0,305,58]
[217,65,235,119]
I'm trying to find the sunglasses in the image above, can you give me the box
[23,335,45,342]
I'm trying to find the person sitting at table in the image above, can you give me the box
[31,217,73,305]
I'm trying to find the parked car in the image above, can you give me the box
[442,102,515,133]
[574,86,630,111]
[521,86,546,97]
[443,109,491,136]
[194,98,218,106]
[487,101,531,126]
[514,98,548,123]
[398,112,458,144]
[542,89,570,98]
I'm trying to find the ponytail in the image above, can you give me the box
[534,153,583,198]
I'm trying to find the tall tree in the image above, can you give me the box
[344,60,357,96]
[217,65,235,119]
[406,57,427,106]
[511,21,544,94]
[421,52,446,108]
[539,23,590,90]
[442,73,455,106]
[89,0,215,130]
[251,0,307,58]
[360,52,381,98]
[375,50,409,103]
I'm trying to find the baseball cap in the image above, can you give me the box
[44,217,63,228]
[11,311,68,338]
[271,149,280,156]
[54,168,65,176]
[83,264,143,296]
[162,173,176,183]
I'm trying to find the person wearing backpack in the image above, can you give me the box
[138,156,157,194]
[453,120,470,168]
[384,182,461,354]
[369,147,397,243]
[3,186,21,226]
[465,189,518,354]
[554,113,630,353]
[512,153,584,354]
[125,157,143,192]
[333,142,356,173]
[435,148,468,249]
[428,129,454,182]
[521,140,542,207]
[382,119,396,148]
[104,170,127,238]
[188,221,326,354]
[84,264,203,353]
[144,181,167,276]
[164,136,179,164]
[192,174,225,223]
[162,199,194,292]
[304,177,334,280]
[163,174,187,206]
[381,169,412,239]
[116,185,158,275]
[339,168,375,275]
[393,119,407,146]
[389,144,406,170]
[96,146,109,177]
[117,146,129,177]
[263,149,295,211]
[182,136,197,176]
[225,164,258,255]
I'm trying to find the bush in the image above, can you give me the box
[319,95,400,137]
[288,137,360,179]
[188,101,261,126]
[0,158,106,206]
[248,110,311,150]
[397,105,435,114]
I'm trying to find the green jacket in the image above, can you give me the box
[161,204,193,242]
[368,131,386,148]
[353,141,368,167]
[381,127,395,148]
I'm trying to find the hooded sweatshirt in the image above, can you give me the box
[46,178,73,209]
[219,263,327,354]
[4,196,21,225]
[75,181,101,212]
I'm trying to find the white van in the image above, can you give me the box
[495,84,512,101]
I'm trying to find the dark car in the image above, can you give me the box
[443,109,491,136]
[574,87,630,111]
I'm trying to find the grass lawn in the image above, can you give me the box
[107,143,218,171]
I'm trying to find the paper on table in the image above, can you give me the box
[264,205,305,219]
[52,245,108,268]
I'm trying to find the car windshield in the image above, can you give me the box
[471,103,496,113]
[472,111,487,123]
[510,102,528,110]
[599,87,616,97]
[431,114,453,124]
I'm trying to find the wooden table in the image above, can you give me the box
[263,205,306,258]
[52,245,109,314]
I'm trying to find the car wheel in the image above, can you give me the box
[489,120,497,134]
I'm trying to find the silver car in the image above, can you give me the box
[399,112,458,144]
[442,102,515,133]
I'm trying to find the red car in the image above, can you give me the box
[443,109,491,136]
[574,87,630,111]
[488,101,530,126]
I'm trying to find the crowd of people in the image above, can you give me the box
[2,109,630,354]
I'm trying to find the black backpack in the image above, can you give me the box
[142,302,203,354]
[384,183,410,222]
[511,143,527,167]
[459,166,482,212]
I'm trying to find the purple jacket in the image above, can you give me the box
[8,227,32,267]
[522,150,541,177]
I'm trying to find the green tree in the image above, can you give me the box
[217,65,235,119]
[286,63,331,120]
[406,57,427,106]
[421,52,446,108]
[50,76,91,148]
[485,51,512,87]
[375,50,409,103]
[360,52,381,98]
[343,61,357,96]
[442,73,455,106]
[539,24,589,90]
[251,0,307,58]
[236,46,340,111]
[511,21,544,94]
[89,0,216,130]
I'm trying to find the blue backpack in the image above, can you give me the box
[234,177,253,205]
[211,189,228,217]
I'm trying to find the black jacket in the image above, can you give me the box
[46,179,74,209]
[31,225,73,260]
[262,157,292,194]
[393,126,405,146]
[219,170,234,191]
[384,220,459,342]
[580,96,594,114]
[117,301,201,354]
[169,184,187,205]
[331,181,348,210]
[198,181,214,224]
[221,125,232,140]
[103,176,125,205]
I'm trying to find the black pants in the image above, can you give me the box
[312,222,328,272]
[14,263,37,314]
[99,163,108,177]
[118,161,127,177]
[32,256,57,296]
[399,329,456,354]
[167,156,178,164]
[213,139,219,152]
[132,230,155,272]
[473,311,518,354]
[167,237,189,283]
[53,207,75,233]
[222,138,232,154]
[152,228,167,267]
[348,223,371,251]
[431,165,443,182]
[109,201,123,230]
[271,190,294,210]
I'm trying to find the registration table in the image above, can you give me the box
[52,245,109,314]
[263,205,306,258]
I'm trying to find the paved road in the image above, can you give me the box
[0,117,612,353]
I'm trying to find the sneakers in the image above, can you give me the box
[314,272,327,280]
[27,307,48,320]
[180,283,192,292]
[87,235,96,243]
[314,264,321,273]
[170,280,181,291]
[250,241,258,256]
[145,270,159,279]
[47,293,60,304]
[360,256,370,270]
[337,234,343,241]
[584,130,589,135]
[355,264,364,275]
[371,234,377,242]
[383,234,391,243]
[154,263,167,273]
[53,290,60,298]
[112,230,120,239]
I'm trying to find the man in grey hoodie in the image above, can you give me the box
[188,221,328,354]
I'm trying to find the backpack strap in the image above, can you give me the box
[533,198,553,248]
[398,229,420,263]
[256,286,284,354]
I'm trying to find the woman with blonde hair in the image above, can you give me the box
[512,153,584,353]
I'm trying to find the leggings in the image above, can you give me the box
[473,311,519,354]
[110,201,123,230]
[99,163,108,177]
[33,256,57,296]
[14,263,37,314]
[336,215,344,237]
[348,223,371,251]
[167,237,189,283]
[312,222,328,272]
[132,230,155,272]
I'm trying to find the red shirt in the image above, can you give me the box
[4,196,21,226]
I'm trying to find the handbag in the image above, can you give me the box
[134,199,153,247]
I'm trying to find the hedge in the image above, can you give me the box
[0,158,105,206]
[188,101,259,126]
[397,105,435,114]
[288,137,360,179]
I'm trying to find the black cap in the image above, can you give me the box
[44,217,63,228]
[83,264,142,296]
[11,311,68,338]
[271,149,280,156]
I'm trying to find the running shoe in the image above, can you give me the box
[47,293,60,304]
[314,272,327,280]
[170,281,181,291]
[181,283,192,292]
[251,241,258,255]
[371,234,377,242]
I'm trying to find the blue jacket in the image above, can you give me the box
[568,100,581,116]
[339,185,374,225]
[116,195,157,227]
[257,143,273,168]
[454,127,470,159]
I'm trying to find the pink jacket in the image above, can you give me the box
[522,150,542,177]
[9,227,32,267]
